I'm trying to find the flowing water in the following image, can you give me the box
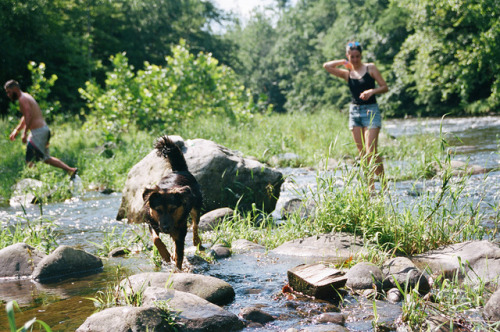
[0,116,498,331]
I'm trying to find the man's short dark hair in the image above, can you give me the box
[4,80,20,90]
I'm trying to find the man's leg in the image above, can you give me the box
[44,157,77,176]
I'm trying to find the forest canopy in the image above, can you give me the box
[1,0,498,118]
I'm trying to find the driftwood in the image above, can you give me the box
[287,263,347,300]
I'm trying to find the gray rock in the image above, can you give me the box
[425,315,456,332]
[345,262,384,290]
[269,153,301,167]
[386,288,403,303]
[484,288,500,323]
[280,198,315,220]
[271,233,370,264]
[434,160,490,177]
[382,257,430,294]
[301,324,349,332]
[32,246,103,283]
[232,239,266,252]
[76,306,173,332]
[199,208,234,232]
[9,178,43,206]
[122,272,235,305]
[0,243,46,279]
[142,287,243,332]
[313,312,345,325]
[412,240,500,284]
[116,137,283,222]
[108,247,129,257]
[210,244,231,259]
[239,307,275,324]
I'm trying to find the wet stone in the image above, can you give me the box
[345,262,384,290]
[239,306,275,324]
[313,312,346,325]
[386,288,402,303]
[209,244,231,259]
[108,247,129,257]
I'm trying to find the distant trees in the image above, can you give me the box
[0,0,230,115]
[1,0,498,118]
[227,0,499,116]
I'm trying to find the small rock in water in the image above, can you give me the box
[386,288,402,303]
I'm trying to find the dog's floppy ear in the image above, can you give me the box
[178,185,194,204]
[143,186,159,201]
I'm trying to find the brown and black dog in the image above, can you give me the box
[142,136,203,270]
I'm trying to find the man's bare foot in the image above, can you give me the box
[69,168,78,180]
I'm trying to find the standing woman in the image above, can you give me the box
[323,41,388,191]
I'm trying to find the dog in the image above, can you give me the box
[142,135,203,270]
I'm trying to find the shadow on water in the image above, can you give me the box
[0,116,498,331]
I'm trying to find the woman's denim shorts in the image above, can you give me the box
[348,103,382,129]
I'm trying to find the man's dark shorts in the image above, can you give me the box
[26,125,51,162]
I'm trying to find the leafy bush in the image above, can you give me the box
[80,40,264,138]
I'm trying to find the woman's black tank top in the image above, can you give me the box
[348,67,377,105]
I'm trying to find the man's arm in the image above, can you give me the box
[18,96,32,143]
[9,116,26,141]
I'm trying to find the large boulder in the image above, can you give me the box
[0,243,46,279]
[32,245,103,283]
[76,306,173,332]
[142,287,243,331]
[411,240,500,283]
[116,137,283,222]
[122,272,235,305]
[271,233,370,264]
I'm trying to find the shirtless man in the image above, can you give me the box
[5,80,78,178]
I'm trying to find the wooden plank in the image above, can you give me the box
[287,263,347,300]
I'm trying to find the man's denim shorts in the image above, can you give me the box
[348,103,382,129]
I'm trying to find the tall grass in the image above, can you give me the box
[0,214,59,253]
[1,108,442,202]
[205,154,493,257]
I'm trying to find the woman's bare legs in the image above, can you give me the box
[351,126,384,191]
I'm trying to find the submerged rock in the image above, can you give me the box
[239,307,275,324]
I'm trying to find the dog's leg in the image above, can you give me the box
[173,235,186,270]
[190,208,203,250]
[152,231,171,262]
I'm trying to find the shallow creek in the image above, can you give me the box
[0,116,498,331]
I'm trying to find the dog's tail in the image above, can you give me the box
[155,136,188,172]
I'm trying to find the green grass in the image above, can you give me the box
[204,156,493,257]
[1,108,441,202]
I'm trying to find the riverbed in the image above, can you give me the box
[0,116,498,331]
